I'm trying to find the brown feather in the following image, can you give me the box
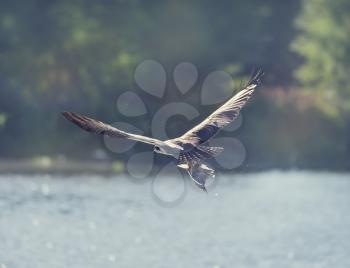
[171,69,263,146]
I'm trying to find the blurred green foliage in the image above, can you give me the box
[292,0,350,116]
[0,0,349,169]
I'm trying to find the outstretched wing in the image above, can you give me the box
[62,111,163,146]
[174,69,263,146]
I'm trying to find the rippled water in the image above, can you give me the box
[0,171,350,268]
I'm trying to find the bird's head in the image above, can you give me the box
[153,143,182,157]
[153,145,162,153]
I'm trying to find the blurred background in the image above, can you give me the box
[0,0,349,171]
[1,1,350,267]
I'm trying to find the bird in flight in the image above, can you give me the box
[62,70,263,191]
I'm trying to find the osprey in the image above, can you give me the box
[62,70,263,191]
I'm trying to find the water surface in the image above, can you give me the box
[0,171,349,268]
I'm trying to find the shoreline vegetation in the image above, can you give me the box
[0,156,348,176]
[0,157,124,175]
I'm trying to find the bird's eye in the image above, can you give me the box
[155,146,160,151]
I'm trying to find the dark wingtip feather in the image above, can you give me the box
[61,111,73,121]
[247,68,264,87]
[62,111,74,122]
[61,111,90,130]
[62,111,80,123]
[62,111,116,137]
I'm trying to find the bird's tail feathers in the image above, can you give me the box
[177,145,223,167]
[198,145,224,158]
[187,162,215,192]
[177,146,222,191]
